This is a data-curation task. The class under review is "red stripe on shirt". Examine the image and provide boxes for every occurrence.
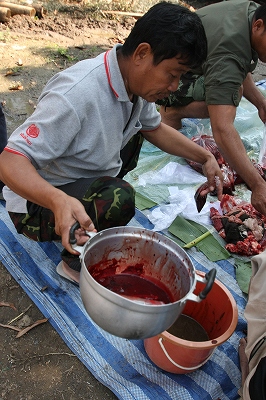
[4,147,30,160]
[104,50,119,99]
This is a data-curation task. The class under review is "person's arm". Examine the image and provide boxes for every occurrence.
[243,72,266,123]
[0,151,95,253]
[142,123,224,198]
[208,103,266,215]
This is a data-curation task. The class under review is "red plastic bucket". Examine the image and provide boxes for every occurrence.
[144,271,238,374]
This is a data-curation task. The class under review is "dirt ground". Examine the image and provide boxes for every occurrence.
[1,1,266,399]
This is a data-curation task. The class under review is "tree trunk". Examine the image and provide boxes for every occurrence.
[0,2,35,16]
[0,6,10,21]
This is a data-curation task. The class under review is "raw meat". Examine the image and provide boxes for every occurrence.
[210,194,266,256]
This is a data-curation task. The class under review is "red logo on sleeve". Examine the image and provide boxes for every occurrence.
[26,124,40,138]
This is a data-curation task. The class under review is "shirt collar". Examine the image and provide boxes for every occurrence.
[104,44,131,102]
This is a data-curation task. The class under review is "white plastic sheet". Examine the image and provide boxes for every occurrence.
[138,162,206,187]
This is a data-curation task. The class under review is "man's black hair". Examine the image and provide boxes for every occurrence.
[254,3,266,25]
[121,1,207,70]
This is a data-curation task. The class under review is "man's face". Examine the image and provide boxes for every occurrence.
[252,19,266,63]
[129,46,190,102]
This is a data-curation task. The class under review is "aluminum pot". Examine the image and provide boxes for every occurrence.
[71,224,216,340]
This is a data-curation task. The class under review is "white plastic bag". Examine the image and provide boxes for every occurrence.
[146,187,216,231]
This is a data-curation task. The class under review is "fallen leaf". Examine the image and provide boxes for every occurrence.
[9,84,24,91]
[16,318,48,338]
[0,322,21,332]
[0,301,17,310]
[5,70,20,76]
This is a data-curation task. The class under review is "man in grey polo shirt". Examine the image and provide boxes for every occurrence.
[158,0,266,219]
[0,2,223,283]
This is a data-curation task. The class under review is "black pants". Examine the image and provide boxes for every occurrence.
[249,356,266,399]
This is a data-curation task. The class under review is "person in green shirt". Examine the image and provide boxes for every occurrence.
[158,0,266,217]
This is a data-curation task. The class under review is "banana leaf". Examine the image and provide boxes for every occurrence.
[168,216,231,262]
[135,192,158,210]
[235,259,252,294]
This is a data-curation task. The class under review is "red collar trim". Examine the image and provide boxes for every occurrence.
[104,50,119,99]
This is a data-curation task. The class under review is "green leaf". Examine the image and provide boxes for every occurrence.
[235,260,252,294]
[168,216,231,262]
[135,192,158,210]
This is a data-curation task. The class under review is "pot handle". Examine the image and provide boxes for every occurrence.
[69,221,97,255]
[198,268,216,300]
[187,268,216,303]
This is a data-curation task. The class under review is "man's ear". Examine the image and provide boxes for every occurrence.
[252,18,265,33]
[133,43,152,65]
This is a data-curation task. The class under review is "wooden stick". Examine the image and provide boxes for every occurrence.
[101,10,143,19]
[0,6,11,22]
[0,1,36,16]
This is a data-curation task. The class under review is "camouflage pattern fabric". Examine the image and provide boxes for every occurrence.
[9,176,135,242]
[156,72,205,108]
[8,132,143,269]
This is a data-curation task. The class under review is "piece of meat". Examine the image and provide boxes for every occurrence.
[210,195,266,256]
[187,134,266,197]
[186,135,235,195]
[225,233,262,256]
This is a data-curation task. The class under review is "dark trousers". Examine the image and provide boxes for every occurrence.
[249,356,266,399]
[8,132,144,268]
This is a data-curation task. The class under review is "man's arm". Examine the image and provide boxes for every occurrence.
[208,103,266,215]
[142,123,224,198]
[0,151,95,252]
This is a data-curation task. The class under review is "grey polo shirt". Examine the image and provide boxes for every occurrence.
[4,44,160,212]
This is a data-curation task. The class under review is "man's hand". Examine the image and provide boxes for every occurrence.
[201,154,223,199]
[257,99,266,124]
[250,183,266,216]
[51,193,96,254]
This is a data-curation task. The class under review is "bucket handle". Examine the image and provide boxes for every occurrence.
[158,337,213,371]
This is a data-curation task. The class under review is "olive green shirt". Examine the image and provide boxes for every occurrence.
[167,0,259,108]
[195,0,259,106]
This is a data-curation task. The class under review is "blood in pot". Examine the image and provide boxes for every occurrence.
[88,259,176,304]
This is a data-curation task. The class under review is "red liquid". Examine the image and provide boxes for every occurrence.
[88,260,174,304]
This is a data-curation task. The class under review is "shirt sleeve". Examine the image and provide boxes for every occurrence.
[139,101,161,132]
[6,91,81,170]
[203,54,248,106]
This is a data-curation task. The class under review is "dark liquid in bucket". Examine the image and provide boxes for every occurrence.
[167,314,209,342]
[89,261,175,304]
